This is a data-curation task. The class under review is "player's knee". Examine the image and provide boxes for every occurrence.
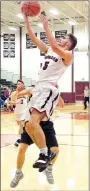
[18,127,23,135]
[50,146,59,155]
[30,120,38,127]
[25,122,30,131]
[19,121,24,128]
[29,116,40,129]
[29,110,45,128]
[18,144,28,155]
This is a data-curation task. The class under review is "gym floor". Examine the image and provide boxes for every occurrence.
[1,104,89,190]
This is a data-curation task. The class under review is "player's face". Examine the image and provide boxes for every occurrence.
[58,35,71,47]
[17,82,24,91]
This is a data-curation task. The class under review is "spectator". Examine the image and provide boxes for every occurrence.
[4,97,15,112]
[84,86,89,109]
[0,97,4,108]
[3,87,9,101]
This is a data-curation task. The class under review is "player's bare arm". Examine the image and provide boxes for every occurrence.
[9,91,20,105]
[17,88,32,97]
[39,13,72,65]
[23,14,49,54]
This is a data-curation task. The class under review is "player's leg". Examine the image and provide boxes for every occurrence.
[87,97,89,107]
[26,109,56,169]
[25,85,48,152]
[26,109,46,148]
[10,129,33,188]
[50,147,59,165]
[84,97,87,109]
[86,97,89,108]
[14,113,25,147]
[14,120,23,146]
[39,120,59,184]
[25,86,59,169]
[14,121,21,147]
[25,120,42,147]
[40,120,59,166]
[25,107,44,147]
[18,121,24,135]
[44,146,59,184]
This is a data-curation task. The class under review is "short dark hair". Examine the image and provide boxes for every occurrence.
[17,79,24,84]
[67,33,77,50]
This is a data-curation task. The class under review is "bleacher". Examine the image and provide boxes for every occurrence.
[0,70,36,110]
[0,69,36,91]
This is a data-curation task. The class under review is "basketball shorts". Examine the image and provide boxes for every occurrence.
[21,120,58,148]
[26,83,59,119]
[15,112,26,122]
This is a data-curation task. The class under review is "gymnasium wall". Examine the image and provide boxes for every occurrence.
[74,52,89,81]
[1,27,20,75]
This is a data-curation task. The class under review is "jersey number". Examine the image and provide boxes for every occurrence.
[21,99,23,104]
[43,61,49,70]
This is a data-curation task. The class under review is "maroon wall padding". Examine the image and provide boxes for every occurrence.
[60,92,75,103]
[75,81,89,101]
[60,81,89,103]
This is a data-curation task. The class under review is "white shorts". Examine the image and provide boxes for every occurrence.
[25,83,59,120]
[15,113,26,122]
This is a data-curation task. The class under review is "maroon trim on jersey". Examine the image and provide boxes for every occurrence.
[41,90,52,109]
[50,93,59,116]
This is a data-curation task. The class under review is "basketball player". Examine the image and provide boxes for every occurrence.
[84,86,89,109]
[10,120,59,187]
[10,88,64,187]
[23,11,77,169]
[9,80,27,146]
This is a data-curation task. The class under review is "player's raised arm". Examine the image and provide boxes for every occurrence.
[39,13,77,65]
[39,13,71,63]
[23,14,48,54]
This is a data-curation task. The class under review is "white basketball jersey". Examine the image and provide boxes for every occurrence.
[38,48,71,84]
[15,96,27,114]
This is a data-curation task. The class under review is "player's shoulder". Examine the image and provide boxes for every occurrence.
[11,90,17,96]
[10,91,18,100]
[63,50,73,66]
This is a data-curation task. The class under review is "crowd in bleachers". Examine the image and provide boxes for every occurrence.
[0,87,14,111]
[0,78,17,111]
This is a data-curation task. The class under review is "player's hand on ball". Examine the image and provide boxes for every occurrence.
[39,11,48,26]
[22,12,28,20]
[23,13,30,25]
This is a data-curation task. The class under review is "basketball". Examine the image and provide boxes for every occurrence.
[21,1,41,17]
